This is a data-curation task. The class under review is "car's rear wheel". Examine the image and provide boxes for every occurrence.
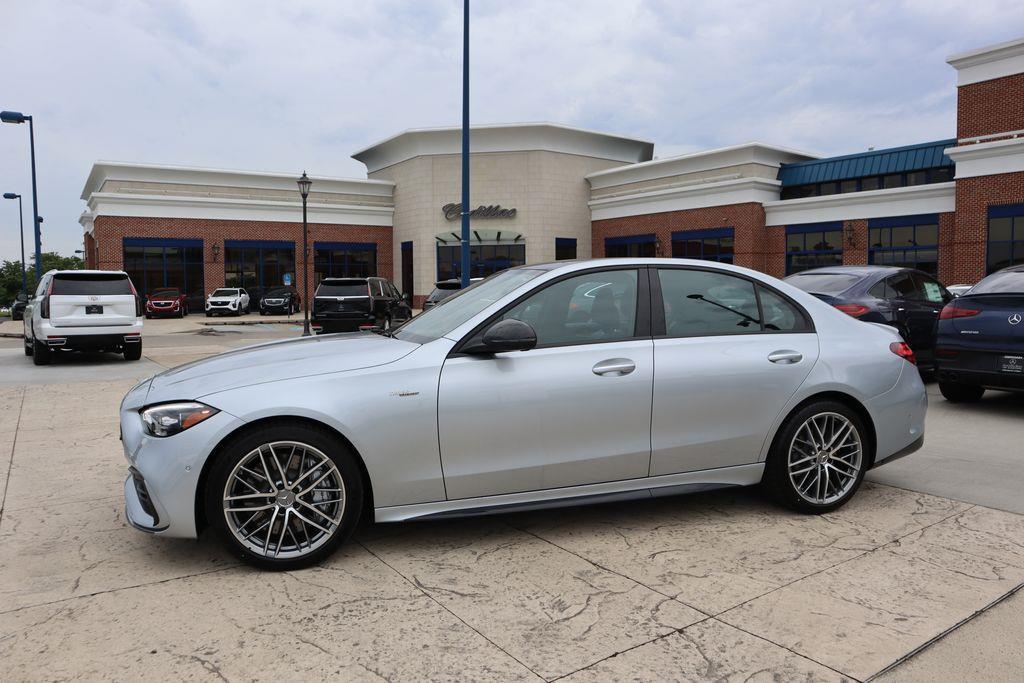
[24,337,33,356]
[32,339,51,366]
[124,343,142,361]
[763,401,867,513]
[938,381,985,403]
[205,424,363,570]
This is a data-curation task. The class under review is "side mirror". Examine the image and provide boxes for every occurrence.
[463,319,538,355]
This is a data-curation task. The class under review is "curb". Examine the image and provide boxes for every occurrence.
[0,332,23,339]
[200,319,303,326]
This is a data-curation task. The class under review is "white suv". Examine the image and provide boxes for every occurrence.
[205,287,250,317]
[23,270,144,366]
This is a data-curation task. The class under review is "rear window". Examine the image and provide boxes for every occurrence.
[317,280,368,297]
[427,288,458,303]
[970,271,1024,295]
[785,273,861,296]
[51,273,133,296]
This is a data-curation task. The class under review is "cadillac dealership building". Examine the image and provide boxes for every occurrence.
[82,37,1024,307]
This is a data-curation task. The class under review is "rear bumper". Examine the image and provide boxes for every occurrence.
[935,348,1024,390]
[865,362,928,467]
[935,365,1024,391]
[33,319,144,348]
[312,311,375,332]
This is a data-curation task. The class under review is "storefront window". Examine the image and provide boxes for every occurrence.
[123,238,205,308]
[868,217,939,275]
[436,243,526,280]
[671,228,734,263]
[987,204,1024,273]
[785,223,843,274]
[314,242,377,283]
[224,241,296,302]
[605,234,656,258]
[555,237,577,260]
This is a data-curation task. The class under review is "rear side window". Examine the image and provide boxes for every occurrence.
[970,271,1024,294]
[318,280,368,297]
[758,286,810,332]
[659,269,760,337]
[51,273,133,296]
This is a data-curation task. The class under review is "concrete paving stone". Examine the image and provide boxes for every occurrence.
[718,543,1024,680]
[0,545,538,681]
[361,518,702,680]
[15,419,119,447]
[564,618,849,682]
[0,497,234,612]
[514,483,968,615]
[4,441,124,510]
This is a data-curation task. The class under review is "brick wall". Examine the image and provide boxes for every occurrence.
[957,73,1024,140]
[91,215,393,296]
[937,212,958,284]
[952,171,1024,283]
[764,227,786,278]
[842,220,869,265]
[591,203,768,269]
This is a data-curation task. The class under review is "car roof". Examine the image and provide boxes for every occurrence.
[786,265,907,277]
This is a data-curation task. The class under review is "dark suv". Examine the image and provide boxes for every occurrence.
[312,277,412,333]
[259,287,301,315]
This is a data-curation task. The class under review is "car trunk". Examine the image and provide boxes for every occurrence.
[950,294,1024,346]
[48,273,138,328]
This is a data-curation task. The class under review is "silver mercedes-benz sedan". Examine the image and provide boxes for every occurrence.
[121,258,926,569]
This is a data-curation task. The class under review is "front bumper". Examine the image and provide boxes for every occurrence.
[146,304,182,317]
[120,391,244,538]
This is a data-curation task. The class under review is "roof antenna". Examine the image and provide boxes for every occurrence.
[868,146,875,151]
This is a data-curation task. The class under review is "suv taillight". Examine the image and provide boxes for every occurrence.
[128,279,143,317]
[890,341,916,365]
[40,278,54,319]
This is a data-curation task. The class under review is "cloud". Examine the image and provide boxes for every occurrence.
[0,0,1020,260]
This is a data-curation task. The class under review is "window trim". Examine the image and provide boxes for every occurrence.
[450,265,652,356]
[651,265,814,339]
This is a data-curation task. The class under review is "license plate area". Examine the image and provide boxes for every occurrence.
[86,305,104,314]
[1000,355,1023,373]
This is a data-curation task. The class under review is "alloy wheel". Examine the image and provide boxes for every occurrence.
[222,441,346,559]
[787,412,862,505]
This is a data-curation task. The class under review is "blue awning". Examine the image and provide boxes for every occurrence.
[779,139,955,186]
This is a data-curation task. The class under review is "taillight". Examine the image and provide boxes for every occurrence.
[938,304,980,319]
[890,341,917,365]
[40,278,54,319]
[834,304,870,318]
[128,279,143,317]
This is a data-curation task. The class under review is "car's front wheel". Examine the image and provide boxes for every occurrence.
[938,381,985,403]
[763,401,867,513]
[205,424,364,570]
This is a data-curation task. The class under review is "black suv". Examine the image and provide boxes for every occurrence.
[259,287,301,315]
[312,277,412,333]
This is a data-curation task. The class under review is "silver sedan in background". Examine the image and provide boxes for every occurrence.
[121,258,926,569]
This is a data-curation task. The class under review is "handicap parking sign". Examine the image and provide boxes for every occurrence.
[283,273,292,286]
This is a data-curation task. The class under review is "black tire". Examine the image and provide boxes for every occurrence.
[24,337,33,356]
[762,400,868,514]
[205,423,364,570]
[124,343,142,361]
[32,339,51,366]
[939,381,985,403]
[206,311,212,318]
[145,313,152,319]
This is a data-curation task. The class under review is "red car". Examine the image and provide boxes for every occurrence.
[145,287,189,318]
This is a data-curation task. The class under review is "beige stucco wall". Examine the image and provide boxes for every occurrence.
[371,150,624,299]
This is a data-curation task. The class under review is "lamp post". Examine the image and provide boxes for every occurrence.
[2,192,27,295]
[459,0,471,288]
[1,111,42,280]
[297,172,312,337]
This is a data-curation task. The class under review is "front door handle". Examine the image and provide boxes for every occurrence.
[768,350,803,365]
[593,358,635,376]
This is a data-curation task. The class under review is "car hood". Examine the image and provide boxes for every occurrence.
[145,332,419,403]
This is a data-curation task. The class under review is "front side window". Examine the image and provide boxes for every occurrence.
[913,273,948,303]
[884,273,917,299]
[501,270,638,347]
[659,269,760,337]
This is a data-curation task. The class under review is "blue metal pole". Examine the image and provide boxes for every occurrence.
[459,0,470,288]
[17,195,26,294]
[27,116,42,280]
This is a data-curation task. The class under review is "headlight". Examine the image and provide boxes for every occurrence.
[141,402,219,437]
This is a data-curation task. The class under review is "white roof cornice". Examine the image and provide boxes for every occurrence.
[351,122,654,173]
[947,36,1024,86]
[763,182,955,226]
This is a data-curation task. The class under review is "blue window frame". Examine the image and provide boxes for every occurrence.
[122,237,205,308]
[671,227,734,263]
[868,215,939,275]
[987,204,1024,273]
[605,234,656,258]
[785,223,843,274]
[314,241,377,282]
[223,240,296,301]
[555,237,577,260]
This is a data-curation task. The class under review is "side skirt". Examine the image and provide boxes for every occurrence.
[374,463,765,523]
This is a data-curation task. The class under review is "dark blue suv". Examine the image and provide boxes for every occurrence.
[785,266,952,367]
[934,264,1024,402]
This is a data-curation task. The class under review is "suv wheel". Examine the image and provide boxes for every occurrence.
[32,339,51,366]
[763,401,867,513]
[24,337,33,356]
[124,343,143,361]
[205,424,364,570]
[939,381,985,403]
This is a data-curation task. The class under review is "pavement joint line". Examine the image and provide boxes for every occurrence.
[0,565,240,617]
[353,539,545,681]
[864,581,1024,682]
[0,386,27,527]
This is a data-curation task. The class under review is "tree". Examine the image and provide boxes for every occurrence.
[0,252,83,304]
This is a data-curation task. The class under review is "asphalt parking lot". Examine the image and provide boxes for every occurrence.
[0,317,1021,681]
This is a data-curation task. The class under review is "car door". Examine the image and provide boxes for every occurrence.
[885,271,934,353]
[437,267,654,499]
[650,267,819,475]
[909,272,950,360]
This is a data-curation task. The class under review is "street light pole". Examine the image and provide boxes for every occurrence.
[459,0,471,289]
[2,193,26,295]
[297,172,313,337]
[1,111,42,280]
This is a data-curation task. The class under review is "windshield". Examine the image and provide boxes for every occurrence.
[317,281,369,297]
[211,289,238,297]
[785,272,861,296]
[394,269,544,344]
[970,271,1024,295]
[264,288,291,297]
[151,288,180,297]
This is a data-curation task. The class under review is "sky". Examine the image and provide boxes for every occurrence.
[1,0,1022,261]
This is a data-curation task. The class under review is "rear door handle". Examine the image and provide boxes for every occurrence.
[768,350,803,365]
[593,358,636,376]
